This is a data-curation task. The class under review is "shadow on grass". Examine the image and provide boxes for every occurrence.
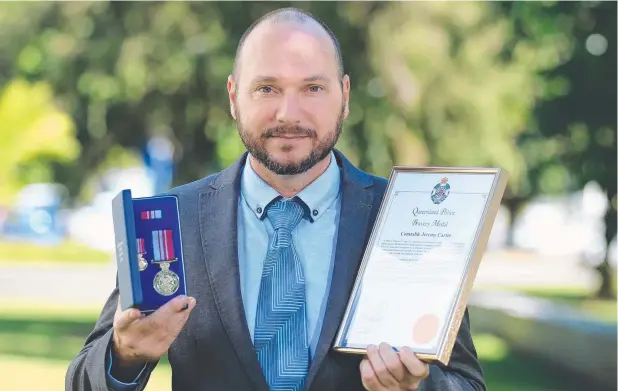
[482,353,582,391]
[0,317,92,361]
[474,333,614,391]
[0,315,602,391]
[0,315,169,366]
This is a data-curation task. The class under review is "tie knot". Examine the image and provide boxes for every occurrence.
[266,199,304,232]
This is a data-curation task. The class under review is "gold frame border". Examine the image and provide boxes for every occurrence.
[332,166,509,365]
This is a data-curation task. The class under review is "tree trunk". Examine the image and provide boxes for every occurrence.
[503,196,524,248]
[595,191,616,299]
[595,260,614,299]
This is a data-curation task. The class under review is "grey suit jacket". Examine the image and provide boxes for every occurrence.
[66,150,486,391]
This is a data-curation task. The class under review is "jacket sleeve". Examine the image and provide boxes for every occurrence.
[105,343,149,391]
[65,285,159,391]
[417,308,487,391]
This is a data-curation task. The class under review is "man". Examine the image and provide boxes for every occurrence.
[66,7,486,391]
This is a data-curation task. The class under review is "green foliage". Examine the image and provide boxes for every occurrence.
[0,79,80,204]
[510,2,616,197]
[507,1,616,297]
[0,2,383,197]
[366,2,574,199]
[0,2,614,292]
[0,2,586,195]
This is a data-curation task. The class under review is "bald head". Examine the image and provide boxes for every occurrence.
[226,7,351,177]
[232,8,344,83]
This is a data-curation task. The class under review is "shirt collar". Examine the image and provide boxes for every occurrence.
[240,151,340,222]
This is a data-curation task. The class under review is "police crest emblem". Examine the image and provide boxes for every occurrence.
[430,177,451,204]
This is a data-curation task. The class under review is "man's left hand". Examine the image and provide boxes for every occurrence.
[360,343,430,391]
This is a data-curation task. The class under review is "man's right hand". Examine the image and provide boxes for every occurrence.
[111,295,197,368]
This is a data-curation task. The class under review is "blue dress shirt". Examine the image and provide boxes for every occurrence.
[238,152,341,357]
[106,152,341,390]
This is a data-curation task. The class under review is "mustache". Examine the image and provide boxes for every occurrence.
[263,126,316,138]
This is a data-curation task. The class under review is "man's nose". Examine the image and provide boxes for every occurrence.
[275,94,302,123]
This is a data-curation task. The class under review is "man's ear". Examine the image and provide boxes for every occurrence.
[227,75,237,120]
[342,74,351,119]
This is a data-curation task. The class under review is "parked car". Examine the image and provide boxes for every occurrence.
[0,183,69,244]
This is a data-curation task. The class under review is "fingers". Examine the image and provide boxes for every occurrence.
[399,347,430,382]
[378,343,407,382]
[361,344,430,391]
[147,295,196,336]
[366,344,398,389]
[160,295,196,315]
[114,295,197,348]
[114,301,142,330]
[360,358,385,391]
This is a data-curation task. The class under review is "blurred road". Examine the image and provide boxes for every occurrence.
[0,261,117,306]
[0,250,599,306]
[474,250,599,290]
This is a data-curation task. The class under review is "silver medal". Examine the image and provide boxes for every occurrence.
[153,262,180,296]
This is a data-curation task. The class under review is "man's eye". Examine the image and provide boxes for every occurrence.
[258,86,273,93]
[308,85,323,92]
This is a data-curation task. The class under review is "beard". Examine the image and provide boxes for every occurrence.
[235,104,345,175]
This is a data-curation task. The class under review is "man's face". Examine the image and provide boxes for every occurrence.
[228,22,350,175]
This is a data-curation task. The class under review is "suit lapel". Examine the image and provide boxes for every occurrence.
[305,151,375,389]
[198,153,270,391]
[197,150,375,391]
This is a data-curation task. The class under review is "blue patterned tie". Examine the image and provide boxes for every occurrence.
[254,199,309,391]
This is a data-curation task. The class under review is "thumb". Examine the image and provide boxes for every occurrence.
[157,295,195,316]
[146,295,196,334]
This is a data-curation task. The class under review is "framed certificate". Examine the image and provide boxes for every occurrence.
[333,166,508,365]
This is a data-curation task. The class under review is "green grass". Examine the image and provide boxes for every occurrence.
[0,355,172,391]
[475,333,588,391]
[0,305,590,391]
[0,240,110,264]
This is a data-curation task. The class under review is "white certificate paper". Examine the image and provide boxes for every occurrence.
[334,168,507,363]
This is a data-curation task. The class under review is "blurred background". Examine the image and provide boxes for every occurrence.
[0,1,615,390]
